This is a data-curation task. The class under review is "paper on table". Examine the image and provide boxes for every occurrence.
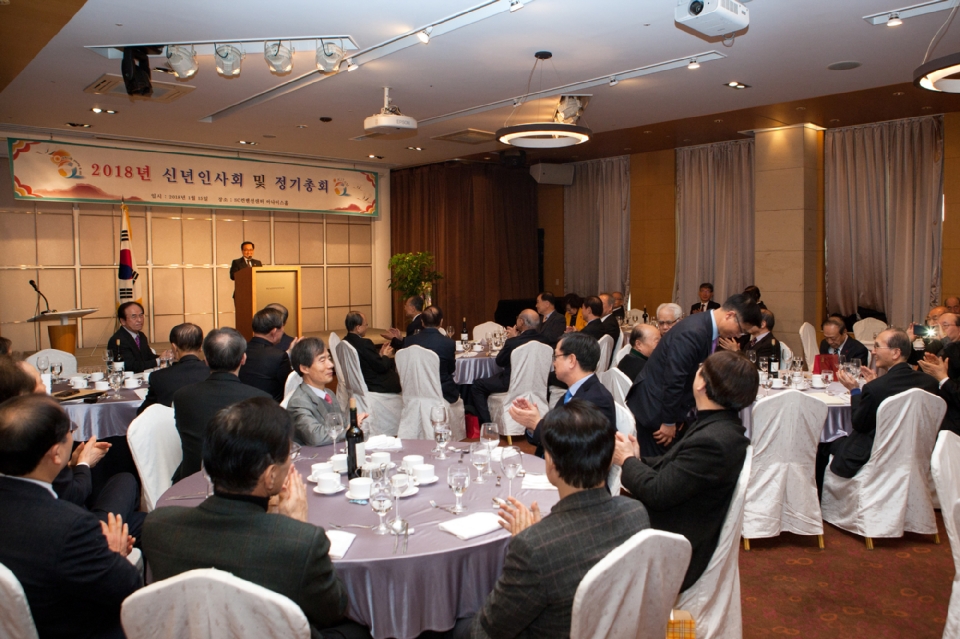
[325,530,356,559]
[439,512,504,540]
[134,388,149,400]
[521,474,557,490]
[806,392,850,406]
[365,435,403,451]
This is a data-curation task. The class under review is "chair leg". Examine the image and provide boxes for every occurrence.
[506,435,512,446]
[743,538,750,551]
[817,534,824,550]
[936,533,942,545]
[865,537,874,550]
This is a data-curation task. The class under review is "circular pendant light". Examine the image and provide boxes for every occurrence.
[914,52,960,92]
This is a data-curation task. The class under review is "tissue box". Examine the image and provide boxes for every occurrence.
[666,610,695,638]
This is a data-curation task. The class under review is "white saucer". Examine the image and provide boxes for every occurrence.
[411,475,439,486]
[398,485,419,498]
[345,491,371,500]
[313,484,346,495]
[811,384,826,390]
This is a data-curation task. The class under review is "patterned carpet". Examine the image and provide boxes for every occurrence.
[740,516,954,638]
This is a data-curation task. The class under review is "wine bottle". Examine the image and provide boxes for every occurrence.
[642,306,649,324]
[114,338,122,369]
[769,356,779,378]
[460,317,468,342]
[346,398,364,480]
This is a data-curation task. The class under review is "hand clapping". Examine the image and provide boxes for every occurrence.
[498,497,541,536]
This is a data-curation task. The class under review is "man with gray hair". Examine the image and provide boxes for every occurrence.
[265,302,295,351]
[656,303,683,337]
[239,307,294,402]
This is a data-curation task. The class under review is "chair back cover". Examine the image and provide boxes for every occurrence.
[743,390,827,539]
[614,401,637,437]
[676,446,753,639]
[334,340,402,437]
[799,322,818,371]
[0,561,39,639]
[395,346,466,441]
[853,317,887,343]
[280,371,302,409]
[487,341,553,436]
[612,345,631,366]
[779,342,793,370]
[931,431,960,639]
[472,322,502,341]
[570,530,692,639]
[599,367,632,408]
[613,329,624,358]
[327,333,348,411]
[26,348,78,377]
[596,335,614,374]
[121,568,310,639]
[127,404,181,512]
[822,388,946,538]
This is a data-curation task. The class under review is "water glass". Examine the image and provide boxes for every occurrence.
[290,442,301,462]
[470,443,490,484]
[499,446,523,499]
[747,351,757,365]
[430,404,449,459]
[390,473,409,528]
[36,356,49,376]
[481,423,499,475]
[370,484,393,535]
[108,371,124,398]
[759,357,768,373]
[822,370,834,385]
[326,413,345,455]
[51,362,62,383]
[447,465,470,514]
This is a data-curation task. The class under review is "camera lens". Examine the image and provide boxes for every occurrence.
[690,0,704,15]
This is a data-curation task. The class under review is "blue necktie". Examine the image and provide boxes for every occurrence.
[563,390,573,404]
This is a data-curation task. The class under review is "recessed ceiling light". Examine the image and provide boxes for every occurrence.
[643,130,652,134]
[297,124,308,128]
[796,106,806,111]
[484,156,491,160]
[827,61,862,71]
[893,91,905,96]
[887,13,903,26]
[368,154,383,159]
[91,107,102,113]
[105,110,117,114]
[66,122,91,128]
[406,146,423,151]
[319,116,333,123]
[624,147,632,151]
[238,140,257,145]
[714,119,723,123]
[830,118,840,123]
[263,134,276,139]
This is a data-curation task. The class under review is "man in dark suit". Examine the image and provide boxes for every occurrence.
[819,317,870,364]
[599,293,622,346]
[172,328,270,480]
[137,323,210,414]
[510,333,617,458]
[109,301,161,373]
[343,311,401,394]
[611,291,626,321]
[456,400,649,639]
[382,295,424,350]
[618,323,660,382]
[919,339,960,436]
[626,294,761,457]
[536,291,566,347]
[826,329,940,481]
[266,302,296,351]
[404,306,459,403]
[718,308,780,367]
[0,394,141,639]
[614,351,754,591]
[579,296,605,340]
[239,307,293,402]
[228,240,262,281]
[143,398,368,639]
[471,309,545,424]
[690,282,721,314]
[656,302,684,337]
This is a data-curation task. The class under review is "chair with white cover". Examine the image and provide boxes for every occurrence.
[437,327,447,337]
[742,391,828,550]
[326,333,349,412]
[0,561,38,639]
[472,322,502,341]
[822,388,946,549]
[613,329,624,359]
[280,371,302,409]
[335,341,402,436]
[779,342,793,371]
[612,344,631,366]
[26,348,77,377]
[395,346,466,441]
[853,317,887,343]
[625,309,644,324]
[932,430,960,639]
[799,322,818,372]
[599,367,632,408]
[596,335,614,374]
[126,404,181,512]
[487,342,553,439]
[570,530,692,639]
[675,446,753,639]
[614,401,636,437]
[121,568,310,639]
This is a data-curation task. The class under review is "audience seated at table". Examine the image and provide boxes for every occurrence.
[920,335,960,436]
[137,323,210,415]
[470,309,546,425]
[535,291,566,347]
[598,293,621,346]
[718,308,780,367]
[265,302,296,352]
[402,305,458,403]
[172,327,270,481]
[142,397,370,639]
[0,394,141,639]
[655,302,683,337]
[819,317,870,364]
[578,296,605,340]
[239,307,294,402]
[611,291,626,321]
[343,311,402,395]
[110,301,161,373]
[691,282,720,314]
[743,285,768,311]
[614,350,755,591]
[454,400,650,639]
[617,322,660,382]
[563,293,586,330]
[382,295,424,351]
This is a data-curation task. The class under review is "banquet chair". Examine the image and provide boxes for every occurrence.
[335,340,402,437]
[486,341,552,440]
[126,404,181,512]
[742,390,828,550]
[675,446,752,639]
[614,401,636,436]
[25,348,77,377]
[799,322,818,371]
[612,344,631,366]
[280,371,302,409]
[596,335,614,374]
[599,367,632,408]
[472,321,502,342]
[570,530,691,639]
[931,430,960,639]
[613,329,624,360]
[395,346,466,441]
[822,388,946,548]
[853,317,887,344]
[437,327,447,336]
[0,561,39,639]
[327,333,349,412]
[625,309,644,324]
[121,568,310,639]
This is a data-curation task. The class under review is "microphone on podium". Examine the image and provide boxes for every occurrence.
[28,279,54,314]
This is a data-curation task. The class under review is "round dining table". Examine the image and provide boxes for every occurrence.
[56,382,144,440]
[156,439,560,639]
[740,381,854,443]
[453,351,501,385]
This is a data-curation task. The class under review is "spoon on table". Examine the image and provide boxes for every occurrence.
[429,499,459,515]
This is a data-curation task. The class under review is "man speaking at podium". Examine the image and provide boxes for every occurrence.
[229,241,262,281]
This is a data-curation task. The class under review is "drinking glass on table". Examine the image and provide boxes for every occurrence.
[747,351,756,365]
[822,370,834,385]
[430,404,449,459]
[370,484,393,535]
[390,472,410,530]
[447,326,455,340]
[108,370,124,399]
[481,423,499,475]
[759,357,768,374]
[326,413,345,455]
[447,465,470,514]
[470,443,490,484]
[36,356,49,377]
[51,362,62,383]
[499,446,523,499]
[289,442,301,462]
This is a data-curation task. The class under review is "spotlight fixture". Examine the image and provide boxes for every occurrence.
[238,140,257,145]
[417,27,433,44]
[887,13,903,26]
[406,146,423,151]
[66,123,92,128]
[725,81,749,89]
[509,0,524,11]
[346,57,359,72]
[215,44,244,77]
[915,52,960,92]
[91,108,118,114]
[609,77,619,86]
[368,154,384,159]
[264,41,293,74]
[165,45,199,78]
[316,41,343,72]
[688,59,700,69]
[91,107,102,113]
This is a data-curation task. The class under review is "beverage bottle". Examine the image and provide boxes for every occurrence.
[346,398,364,480]
[460,317,469,342]
[642,306,649,324]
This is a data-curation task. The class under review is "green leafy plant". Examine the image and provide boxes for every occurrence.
[387,252,443,299]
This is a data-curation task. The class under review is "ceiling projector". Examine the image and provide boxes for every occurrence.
[364,87,417,135]
[675,0,749,37]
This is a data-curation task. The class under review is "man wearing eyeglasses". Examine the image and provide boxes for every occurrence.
[625,294,761,457]
[919,314,960,436]
[655,303,683,337]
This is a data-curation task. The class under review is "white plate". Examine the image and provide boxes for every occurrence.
[411,475,439,486]
[313,484,346,495]
[397,485,419,498]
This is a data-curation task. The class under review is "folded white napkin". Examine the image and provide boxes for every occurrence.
[806,392,851,406]
[439,512,503,540]
[134,388,149,400]
[489,447,504,462]
[325,530,356,559]
[521,474,557,490]
[365,435,403,451]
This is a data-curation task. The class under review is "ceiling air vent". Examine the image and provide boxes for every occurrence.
[431,128,496,144]
[83,73,196,103]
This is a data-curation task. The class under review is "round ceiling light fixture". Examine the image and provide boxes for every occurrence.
[915,52,960,92]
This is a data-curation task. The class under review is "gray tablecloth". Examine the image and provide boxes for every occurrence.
[59,385,143,440]
[156,439,559,639]
[454,353,501,385]
[740,383,853,443]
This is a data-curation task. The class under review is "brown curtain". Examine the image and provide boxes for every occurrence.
[390,162,539,330]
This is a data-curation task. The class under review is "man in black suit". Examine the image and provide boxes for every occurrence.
[228,240,262,281]
[239,307,293,402]
[614,351,754,591]
[510,333,617,458]
[599,293,622,346]
[0,394,141,639]
[919,338,960,436]
[626,294,761,457]
[611,291,626,321]
[266,302,296,351]
[172,328,271,480]
[718,308,780,367]
[579,296,605,340]
[536,291,566,347]
[471,309,545,424]
[137,323,210,414]
[343,311,401,394]
[143,398,368,639]
[109,301,161,373]
[382,295,424,350]
[690,282,721,314]
[456,400,649,639]
[656,302,684,337]
[404,306,459,403]
[819,317,870,364]
[825,329,940,481]
[618,323,660,382]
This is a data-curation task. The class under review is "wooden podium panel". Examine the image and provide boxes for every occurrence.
[234,266,302,341]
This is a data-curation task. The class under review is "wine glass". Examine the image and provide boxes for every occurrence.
[390,472,410,532]
[481,423,499,476]
[447,326,455,340]
[36,356,49,377]
[370,484,393,535]
[430,404,449,459]
[499,446,523,499]
[108,370,124,399]
[747,351,757,366]
[51,362,62,383]
[470,443,490,484]
[289,442,301,462]
[759,357,768,374]
[326,413,345,455]
[447,465,470,514]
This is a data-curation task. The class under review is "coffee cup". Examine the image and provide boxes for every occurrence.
[311,462,333,478]
[111,362,125,371]
[771,378,784,389]
[473,344,483,352]
[811,374,824,388]
[94,381,110,391]
[348,477,373,499]
[123,378,142,389]
[123,371,134,379]
[402,454,424,471]
[330,454,348,473]
[370,452,391,467]
[70,377,87,389]
[413,463,435,482]
[316,472,341,492]
[455,342,464,352]
[89,372,104,381]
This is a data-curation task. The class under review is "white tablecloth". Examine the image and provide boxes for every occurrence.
[59,385,143,440]
[740,382,853,443]
[454,353,501,385]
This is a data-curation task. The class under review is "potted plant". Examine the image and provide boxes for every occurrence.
[387,252,443,306]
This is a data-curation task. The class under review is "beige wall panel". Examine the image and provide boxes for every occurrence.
[153,314,184,346]
[38,269,76,316]
[242,210,270,222]
[0,269,38,323]
[299,222,325,264]
[302,267,325,308]
[150,206,182,216]
[327,307,350,332]
[302,307,326,334]
[36,214,74,266]
[300,213,323,224]
[1,322,39,352]
[80,317,116,349]
[151,217,183,265]
[79,215,114,265]
[0,212,37,266]
[217,268,235,311]
[326,224,350,264]
[349,225,372,264]
[274,222,300,265]
[216,218,243,265]
[274,211,300,222]
[327,267,350,307]
[755,210,806,253]
[353,305,373,326]
[348,215,371,225]
[182,218,213,265]
[755,167,805,212]
[349,267,372,306]
[243,221,271,262]
[218,311,236,329]
[80,268,117,319]
[183,269,214,315]
[184,313,216,336]
[152,269,184,315]
[755,128,804,172]
[755,251,805,293]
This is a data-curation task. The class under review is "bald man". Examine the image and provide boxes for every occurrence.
[617,323,660,382]
[471,310,547,424]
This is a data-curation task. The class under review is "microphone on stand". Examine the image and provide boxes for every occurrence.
[28,280,54,314]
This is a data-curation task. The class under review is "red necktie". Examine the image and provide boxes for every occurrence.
[323,393,333,405]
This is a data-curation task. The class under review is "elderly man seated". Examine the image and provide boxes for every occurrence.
[617,323,660,382]
[343,311,401,395]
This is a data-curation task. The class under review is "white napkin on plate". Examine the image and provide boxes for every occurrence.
[439,512,503,540]
[365,435,403,451]
[325,530,356,559]
[521,474,557,490]
[134,388,149,400]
